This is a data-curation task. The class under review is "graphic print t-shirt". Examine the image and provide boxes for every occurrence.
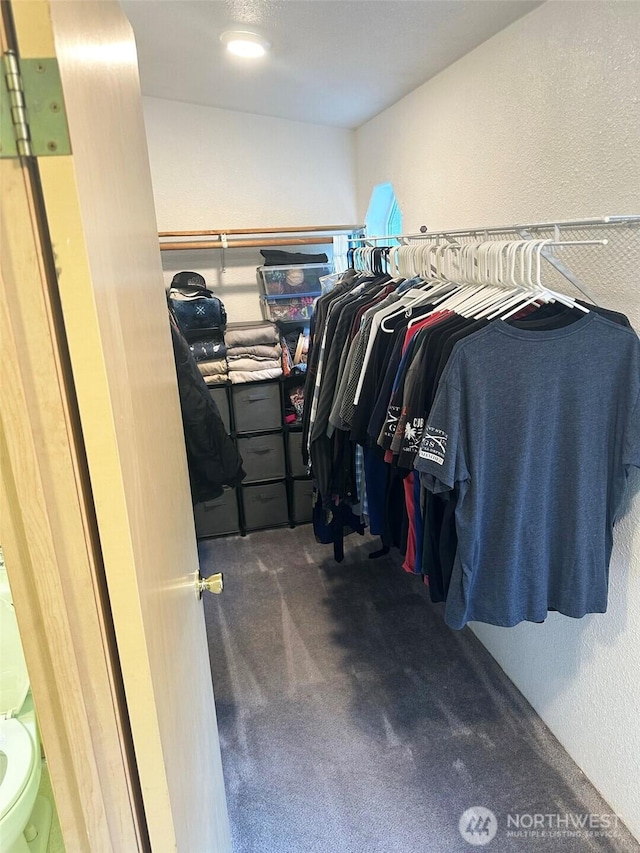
[414,314,640,630]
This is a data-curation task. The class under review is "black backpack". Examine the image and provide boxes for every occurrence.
[168,271,227,341]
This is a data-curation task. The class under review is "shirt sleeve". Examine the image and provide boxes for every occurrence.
[413,362,468,493]
[624,389,640,470]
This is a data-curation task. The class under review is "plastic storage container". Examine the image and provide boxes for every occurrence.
[260,294,316,322]
[258,263,333,296]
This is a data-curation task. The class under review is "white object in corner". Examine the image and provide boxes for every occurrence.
[0,560,52,853]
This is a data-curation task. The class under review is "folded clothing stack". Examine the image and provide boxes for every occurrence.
[226,322,283,384]
[188,337,227,386]
[197,353,229,386]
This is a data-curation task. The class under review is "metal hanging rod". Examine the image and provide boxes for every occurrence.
[350,235,608,247]
[349,234,407,244]
[352,238,608,248]
[349,215,640,306]
[412,214,640,239]
[353,214,640,245]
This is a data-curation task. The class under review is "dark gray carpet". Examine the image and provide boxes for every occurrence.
[200,527,639,853]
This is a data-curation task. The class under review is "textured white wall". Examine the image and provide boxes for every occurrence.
[356,2,639,231]
[356,0,640,839]
[142,96,357,320]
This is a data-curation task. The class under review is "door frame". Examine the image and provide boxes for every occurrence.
[0,128,147,853]
[0,4,146,851]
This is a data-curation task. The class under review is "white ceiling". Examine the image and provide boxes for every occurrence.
[122,0,542,129]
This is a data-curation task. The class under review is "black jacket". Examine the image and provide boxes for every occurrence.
[169,311,245,502]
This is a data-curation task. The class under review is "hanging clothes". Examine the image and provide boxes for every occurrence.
[169,310,246,503]
[302,245,639,630]
[302,267,392,558]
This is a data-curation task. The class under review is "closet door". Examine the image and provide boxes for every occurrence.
[6,2,231,852]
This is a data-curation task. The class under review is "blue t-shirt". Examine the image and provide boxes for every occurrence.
[414,313,640,629]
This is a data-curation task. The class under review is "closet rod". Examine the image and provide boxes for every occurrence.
[351,216,640,305]
[353,237,607,248]
[413,214,640,239]
[401,214,640,239]
[159,224,364,238]
[354,214,640,244]
[159,236,341,252]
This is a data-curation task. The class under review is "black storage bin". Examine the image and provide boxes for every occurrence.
[241,481,288,530]
[194,488,240,537]
[292,479,314,524]
[287,430,307,477]
[209,385,231,434]
[238,434,286,483]
[232,382,281,434]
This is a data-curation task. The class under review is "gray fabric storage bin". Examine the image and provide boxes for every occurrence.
[287,430,307,477]
[238,434,286,483]
[232,382,281,434]
[242,481,288,530]
[194,488,239,537]
[292,479,314,524]
[209,385,230,433]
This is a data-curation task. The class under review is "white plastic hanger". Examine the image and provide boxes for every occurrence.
[379,267,446,331]
[485,239,536,319]
[403,242,496,322]
[455,241,525,319]
[491,239,590,321]
[441,242,512,317]
[497,240,546,319]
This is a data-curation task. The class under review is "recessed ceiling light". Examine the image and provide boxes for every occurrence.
[220,31,270,59]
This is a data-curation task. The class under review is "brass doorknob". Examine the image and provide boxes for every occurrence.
[195,571,223,599]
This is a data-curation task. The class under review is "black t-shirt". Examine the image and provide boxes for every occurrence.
[351,312,406,446]
[354,306,435,447]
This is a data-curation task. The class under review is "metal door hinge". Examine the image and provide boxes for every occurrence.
[1,51,71,158]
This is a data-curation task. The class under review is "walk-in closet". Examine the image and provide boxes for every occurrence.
[1,1,639,852]
[136,1,640,848]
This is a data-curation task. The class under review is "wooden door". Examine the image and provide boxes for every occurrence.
[4,2,232,851]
